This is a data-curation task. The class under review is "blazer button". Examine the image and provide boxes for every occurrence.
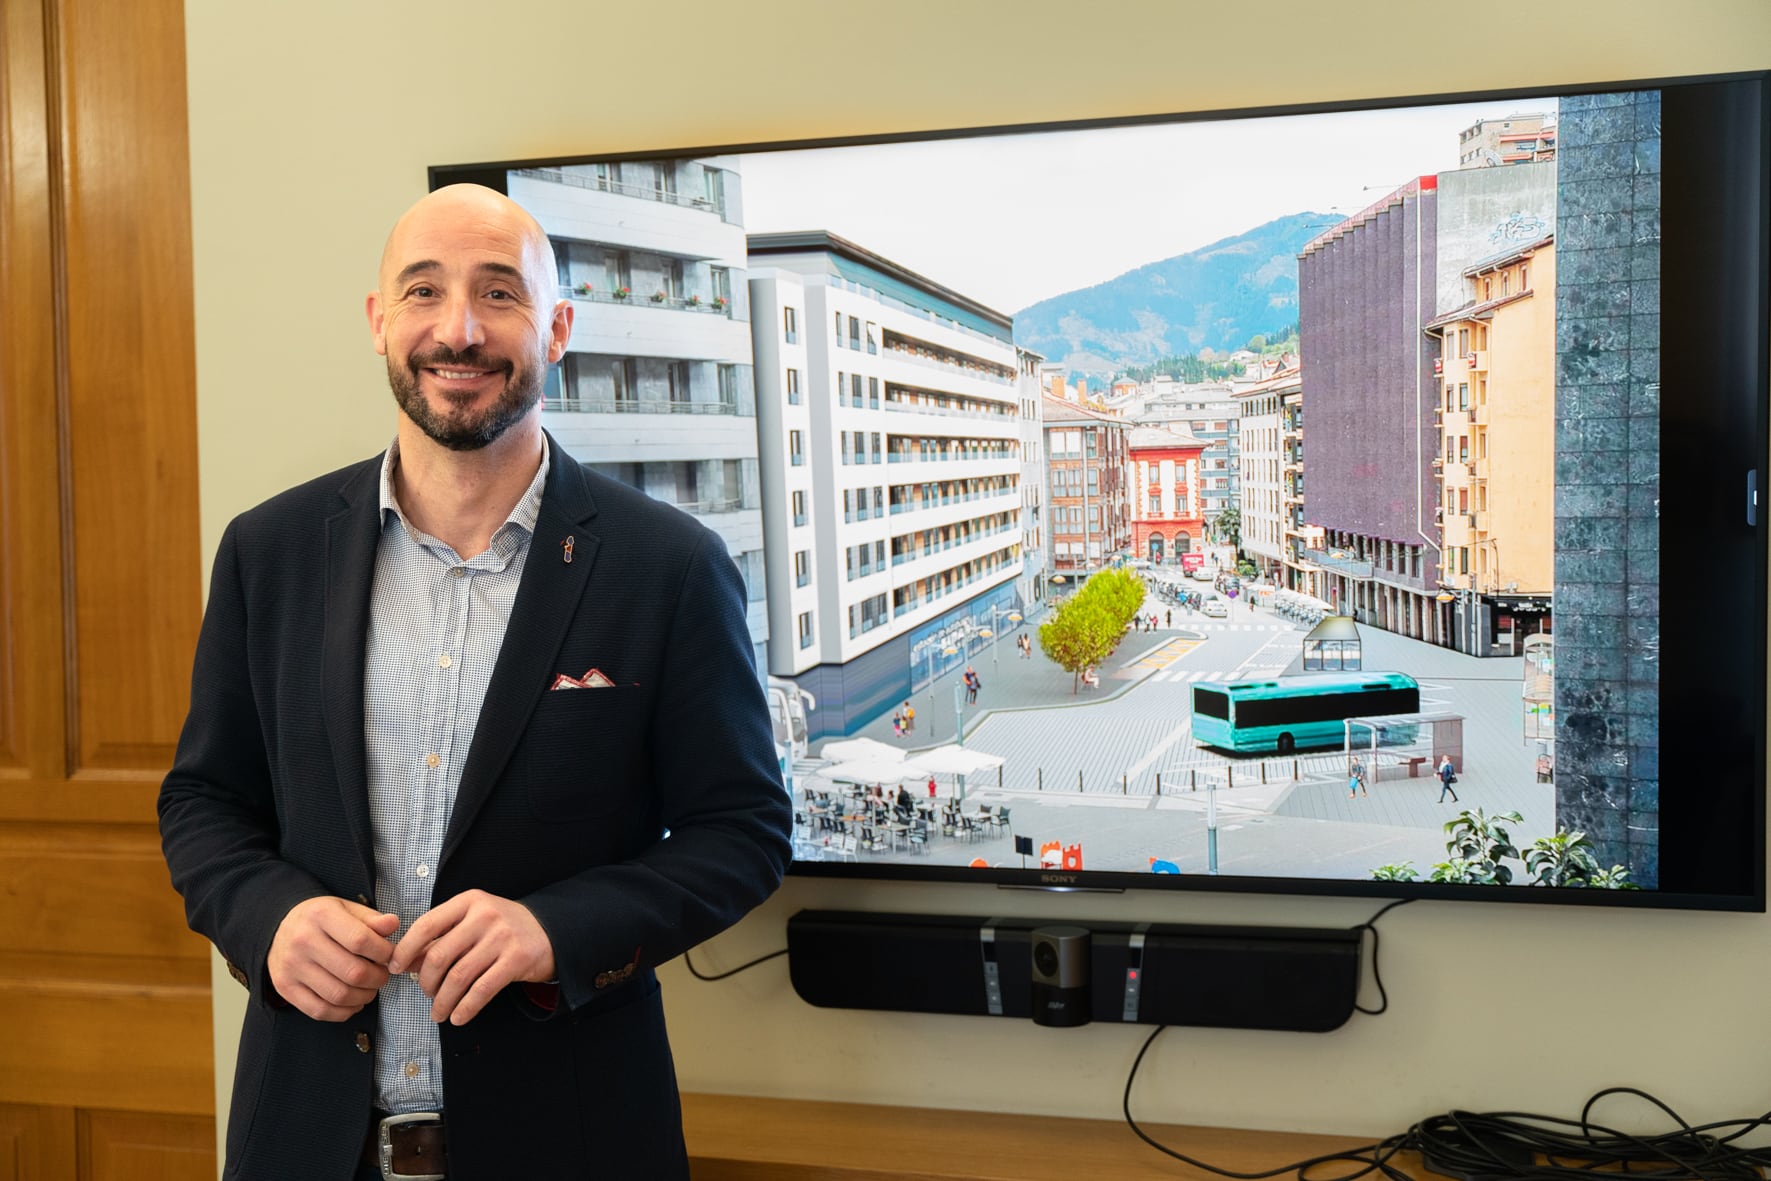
[355,1032,371,1053]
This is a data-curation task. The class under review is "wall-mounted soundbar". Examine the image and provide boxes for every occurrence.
[786,910,1364,1032]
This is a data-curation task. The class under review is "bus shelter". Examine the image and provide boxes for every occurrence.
[1302,615,1361,671]
[1343,713,1465,783]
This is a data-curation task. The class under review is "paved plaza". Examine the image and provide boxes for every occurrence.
[792,590,1559,885]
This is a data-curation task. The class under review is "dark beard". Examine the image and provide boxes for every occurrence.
[388,344,544,451]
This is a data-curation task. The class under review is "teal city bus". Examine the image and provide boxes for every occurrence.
[1191,672,1421,755]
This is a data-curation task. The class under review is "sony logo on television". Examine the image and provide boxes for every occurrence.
[1040,873,1079,885]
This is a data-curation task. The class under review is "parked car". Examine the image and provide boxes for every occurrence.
[1201,597,1230,618]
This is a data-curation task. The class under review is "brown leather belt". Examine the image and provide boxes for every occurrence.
[363,1112,447,1180]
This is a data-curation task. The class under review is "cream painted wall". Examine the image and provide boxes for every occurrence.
[186,0,1771,1155]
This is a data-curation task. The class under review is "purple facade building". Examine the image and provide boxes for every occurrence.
[1297,177,1447,643]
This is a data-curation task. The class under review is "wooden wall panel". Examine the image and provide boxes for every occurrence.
[0,956,210,1115]
[56,0,200,776]
[0,0,69,783]
[0,0,215,1173]
[0,1103,76,1181]
[80,1111,214,1181]
[0,823,207,959]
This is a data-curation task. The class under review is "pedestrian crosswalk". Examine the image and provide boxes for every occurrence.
[1137,638,1204,668]
[1183,622,1293,632]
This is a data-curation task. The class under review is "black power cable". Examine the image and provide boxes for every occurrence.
[1122,899,1771,1179]
[682,945,787,981]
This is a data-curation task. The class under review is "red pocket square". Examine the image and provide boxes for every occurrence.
[550,668,616,690]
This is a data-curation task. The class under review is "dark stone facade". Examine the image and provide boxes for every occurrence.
[1552,90,1660,885]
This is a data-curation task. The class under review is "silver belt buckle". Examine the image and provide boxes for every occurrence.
[379,1112,445,1181]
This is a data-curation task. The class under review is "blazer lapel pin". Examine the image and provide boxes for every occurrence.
[561,535,575,564]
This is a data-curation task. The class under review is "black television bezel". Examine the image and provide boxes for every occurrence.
[434,71,1770,912]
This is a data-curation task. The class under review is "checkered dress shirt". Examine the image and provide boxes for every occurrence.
[365,439,549,1113]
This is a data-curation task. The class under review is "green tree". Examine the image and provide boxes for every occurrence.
[1212,506,1241,549]
[1038,599,1120,694]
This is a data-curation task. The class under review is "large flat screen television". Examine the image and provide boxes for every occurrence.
[434,71,1768,911]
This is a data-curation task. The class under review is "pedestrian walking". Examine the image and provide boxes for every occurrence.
[1436,755,1459,803]
[903,701,915,734]
[1165,608,1172,628]
[1348,760,1367,799]
[964,666,980,704]
[892,711,904,738]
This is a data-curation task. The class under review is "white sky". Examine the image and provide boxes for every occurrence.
[737,97,1558,315]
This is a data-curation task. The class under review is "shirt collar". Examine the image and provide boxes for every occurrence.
[377,437,552,560]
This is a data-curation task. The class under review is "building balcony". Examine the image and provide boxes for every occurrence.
[1472,509,1490,533]
[1302,547,1374,579]
[544,396,741,416]
[1473,457,1491,480]
[1469,403,1489,426]
[564,297,753,363]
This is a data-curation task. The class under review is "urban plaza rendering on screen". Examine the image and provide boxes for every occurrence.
[508,88,1651,892]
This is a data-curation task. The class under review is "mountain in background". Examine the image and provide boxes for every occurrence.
[1011,212,1329,374]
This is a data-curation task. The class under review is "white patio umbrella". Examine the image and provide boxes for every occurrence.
[913,745,1005,776]
[819,756,930,785]
[913,744,1005,803]
[817,736,906,763]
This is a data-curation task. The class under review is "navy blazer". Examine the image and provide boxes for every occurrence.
[159,436,792,1180]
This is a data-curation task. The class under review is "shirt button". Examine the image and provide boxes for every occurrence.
[448,567,466,579]
[404,1061,420,1079]
[437,654,453,669]
[415,863,429,878]
[425,753,440,769]
[355,1033,371,1053]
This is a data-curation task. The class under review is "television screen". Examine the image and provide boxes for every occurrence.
[434,72,1768,909]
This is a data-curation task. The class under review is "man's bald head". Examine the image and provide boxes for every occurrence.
[378,184,557,300]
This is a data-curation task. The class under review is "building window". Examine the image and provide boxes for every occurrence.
[798,611,813,650]
[868,376,879,408]
[835,311,843,344]
[848,315,861,350]
[871,432,882,464]
[611,357,637,405]
[852,373,864,408]
[795,550,810,588]
[667,361,689,403]
[784,306,799,344]
[866,322,878,354]
[789,431,804,467]
[786,367,801,405]
[792,490,806,526]
[1458,383,1469,410]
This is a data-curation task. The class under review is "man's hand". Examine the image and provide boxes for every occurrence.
[389,890,555,1026]
[267,897,399,1021]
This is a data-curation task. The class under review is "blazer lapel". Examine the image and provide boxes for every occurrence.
[321,459,384,880]
[442,438,599,866]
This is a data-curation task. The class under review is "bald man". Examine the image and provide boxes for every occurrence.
[159,185,792,1181]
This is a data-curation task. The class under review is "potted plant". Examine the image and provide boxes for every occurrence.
[686,294,701,307]
[612,286,630,301]
[574,281,593,296]
[649,290,667,303]
[712,296,728,311]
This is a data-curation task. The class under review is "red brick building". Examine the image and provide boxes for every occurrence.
[1042,395,1130,574]
[1127,425,1208,566]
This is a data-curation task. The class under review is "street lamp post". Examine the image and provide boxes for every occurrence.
[953,680,965,747]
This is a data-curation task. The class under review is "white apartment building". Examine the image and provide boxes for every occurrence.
[747,232,1023,734]
[1140,380,1242,520]
[1016,347,1047,612]
[512,159,769,673]
[1233,364,1297,580]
